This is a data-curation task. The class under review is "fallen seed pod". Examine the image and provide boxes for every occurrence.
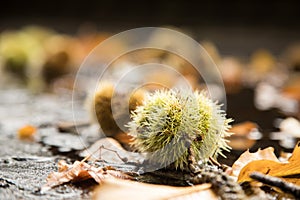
[128,89,233,170]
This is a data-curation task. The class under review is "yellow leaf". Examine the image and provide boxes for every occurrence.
[288,141,300,162]
[237,141,300,184]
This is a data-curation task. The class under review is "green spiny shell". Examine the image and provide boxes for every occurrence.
[128,89,232,170]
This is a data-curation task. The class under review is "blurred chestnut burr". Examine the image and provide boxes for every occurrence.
[0,25,115,93]
[0,26,51,88]
[89,81,145,138]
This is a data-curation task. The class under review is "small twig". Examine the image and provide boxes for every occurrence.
[81,145,128,164]
[250,172,300,198]
[98,145,128,163]
[209,157,230,172]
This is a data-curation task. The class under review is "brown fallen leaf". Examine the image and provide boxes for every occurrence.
[41,160,131,193]
[231,146,279,179]
[93,178,216,200]
[237,142,300,185]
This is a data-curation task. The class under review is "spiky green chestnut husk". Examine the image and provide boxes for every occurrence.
[92,82,145,136]
[128,89,233,170]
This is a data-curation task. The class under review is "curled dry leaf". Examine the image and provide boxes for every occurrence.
[93,178,216,200]
[237,142,300,185]
[231,146,279,179]
[41,160,132,193]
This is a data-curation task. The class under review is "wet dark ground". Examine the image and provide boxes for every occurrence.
[0,87,293,199]
[0,89,96,199]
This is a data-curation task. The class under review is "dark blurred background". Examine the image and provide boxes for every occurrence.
[1,0,300,56]
[1,0,300,28]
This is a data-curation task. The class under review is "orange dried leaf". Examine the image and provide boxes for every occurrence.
[288,142,300,162]
[237,142,300,185]
[238,160,281,182]
[281,177,300,186]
